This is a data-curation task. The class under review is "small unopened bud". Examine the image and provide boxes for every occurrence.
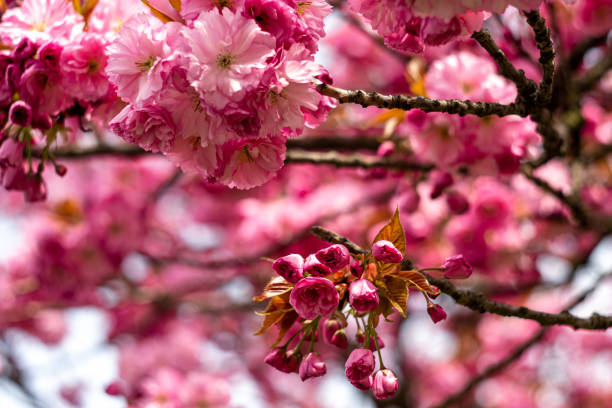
[24,174,47,202]
[345,349,375,382]
[427,303,447,324]
[304,254,332,277]
[349,279,379,314]
[350,260,364,278]
[372,369,399,399]
[265,347,302,373]
[299,352,327,381]
[315,244,350,271]
[355,329,366,344]
[330,329,348,349]
[54,164,67,177]
[9,101,32,127]
[377,141,395,157]
[273,254,304,283]
[446,190,469,215]
[12,38,37,60]
[429,170,453,199]
[442,255,472,279]
[372,240,403,263]
[350,375,373,390]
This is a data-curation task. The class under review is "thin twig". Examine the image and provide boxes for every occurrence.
[575,51,612,93]
[525,10,556,106]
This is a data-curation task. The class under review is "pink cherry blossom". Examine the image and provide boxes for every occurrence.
[289,276,339,319]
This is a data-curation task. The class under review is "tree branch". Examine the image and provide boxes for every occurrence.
[575,50,612,93]
[471,29,539,101]
[525,10,556,106]
[310,226,612,330]
[315,83,527,117]
[285,150,434,171]
[431,269,609,408]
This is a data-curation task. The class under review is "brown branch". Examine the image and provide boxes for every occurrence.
[316,83,527,117]
[430,328,546,408]
[431,270,609,408]
[285,150,434,171]
[471,29,538,102]
[310,226,612,330]
[566,35,608,71]
[525,10,556,106]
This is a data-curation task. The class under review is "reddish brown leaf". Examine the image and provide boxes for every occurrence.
[253,294,292,335]
[252,276,293,301]
[169,0,181,11]
[372,208,406,256]
[376,276,408,317]
[272,311,299,346]
[393,269,438,295]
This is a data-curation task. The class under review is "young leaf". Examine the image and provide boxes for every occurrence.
[253,294,292,335]
[376,276,408,317]
[271,311,299,346]
[393,269,438,296]
[252,276,293,302]
[372,208,406,256]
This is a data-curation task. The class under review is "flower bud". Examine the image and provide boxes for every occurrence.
[104,381,127,396]
[265,347,302,373]
[322,318,342,343]
[429,170,453,199]
[377,141,394,157]
[12,38,37,60]
[38,41,63,69]
[345,349,375,382]
[398,189,420,214]
[24,175,47,202]
[372,369,399,400]
[315,244,350,271]
[355,329,366,344]
[0,138,23,167]
[349,279,379,314]
[363,334,385,352]
[55,164,67,177]
[32,113,52,131]
[9,101,32,127]
[428,285,440,299]
[427,303,447,323]
[299,352,327,381]
[350,260,364,278]
[442,255,472,279]
[289,277,339,320]
[350,375,373,390]
[372,240,403,263]
[446,190,469,215]
[330,329,348,349]
[273,254,304,283]
[304,254,332,277]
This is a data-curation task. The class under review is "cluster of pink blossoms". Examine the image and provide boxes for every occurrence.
[347,0,543,53]
[257,213,472,399]
[107,0,335,189]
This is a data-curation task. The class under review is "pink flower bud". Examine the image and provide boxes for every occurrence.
[330,329,348,349]
[345,349,375,382]
[377,141,395,157]
[372,240,403,263]
[351,375,373,390]
[372,369,399,400]
[446,191,469,215]
[315,244,350,271]
[350,260,364,278]
[322,318,343,343]
[427,303,447,323]
[12,38,37,60]
[273,254,304,283]
[398,189,420,214]
[9,101,32,127]
[355,329,366,344]
[428,285,440,299]
[299,352,327,381]
[349,279,379,314]
[24,175,46,202]
[104,381,127,396]
[289,277,339,320]
[363,334,385,352]
[0,138,23,167]
[430,170,453,199]
[38,41,63,69]
[265,347,302,373]
[55,164,67,177]
[442,255,472,279]
[304,254,332,277]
